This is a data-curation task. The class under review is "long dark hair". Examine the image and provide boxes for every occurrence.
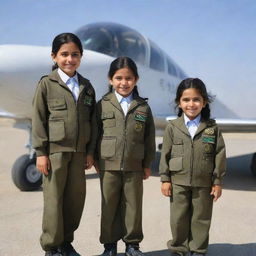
[107,56,140,97]
[51,33,83,70]
[175,78,213,120]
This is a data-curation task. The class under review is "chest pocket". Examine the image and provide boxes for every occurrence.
[171,138,183,156]
[48,98,67,119]
[101,111,116,128]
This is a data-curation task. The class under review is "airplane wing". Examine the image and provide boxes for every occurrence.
[166,116,256,133]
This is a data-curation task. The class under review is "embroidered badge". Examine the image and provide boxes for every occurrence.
[86,89,94,96]
[84,95,93,106]
[134,122,143,132]
[204,144,214,153]
[134,111,147,122]
[205,128,215,135]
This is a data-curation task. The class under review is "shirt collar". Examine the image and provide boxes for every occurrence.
[184,114,201,126]
[57,68,78,84]
[114,91,133,104]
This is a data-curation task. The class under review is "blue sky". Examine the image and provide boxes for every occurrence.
[1,0,256,96]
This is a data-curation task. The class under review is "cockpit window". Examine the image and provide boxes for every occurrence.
[167,57,177,76]
[76,23,146,65]
[149,42,165,72]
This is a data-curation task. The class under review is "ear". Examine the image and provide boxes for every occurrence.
[203,100,207,108]
[51,53,56,61]
[109,79,113,85]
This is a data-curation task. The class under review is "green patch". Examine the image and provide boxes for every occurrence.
[202,136,215,144]
[134,112,147,122]
[84,96,93,106]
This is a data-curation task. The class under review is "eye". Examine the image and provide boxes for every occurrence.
[72,52,80,57]
[61,52,69,57]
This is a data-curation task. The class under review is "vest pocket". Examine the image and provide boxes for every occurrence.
[171,138,183,156]
[49,120,65,142]
[169,157,183,171]
[101,136,116,158]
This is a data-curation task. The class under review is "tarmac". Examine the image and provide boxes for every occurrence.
[0,119,256,256]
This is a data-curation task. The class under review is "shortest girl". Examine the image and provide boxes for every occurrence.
[96,57,156,256]
[159,78,226,256]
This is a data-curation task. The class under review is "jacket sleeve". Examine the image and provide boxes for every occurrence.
[142,106,156,168]
[86,86,97,155]
[32,80,49,156]
[159,123,173,182]
[213,127,226,185]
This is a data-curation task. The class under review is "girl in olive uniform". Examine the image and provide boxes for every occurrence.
[159,78,226,256]
[32,33,96,256]
[96,57,155,256]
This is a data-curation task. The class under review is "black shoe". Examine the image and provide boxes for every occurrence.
[101,243,117,256]
[125,244,144,256]
[60,242,80,256]
[45,249,63,256]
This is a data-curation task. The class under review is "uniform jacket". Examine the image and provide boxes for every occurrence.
[159,115,226,187]
[32,69,96,156]
[96,92,156,171]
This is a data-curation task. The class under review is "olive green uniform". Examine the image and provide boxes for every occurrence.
[96,92,155,245]
[32,69,96,251]
[159,115,226,255]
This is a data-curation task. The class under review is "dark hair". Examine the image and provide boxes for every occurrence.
[51,33,83,70]
[175,78,213,120]
[107,56,140,97]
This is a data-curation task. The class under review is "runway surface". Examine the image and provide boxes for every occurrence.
[0,119,256,256]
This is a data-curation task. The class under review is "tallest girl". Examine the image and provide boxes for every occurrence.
[32,33,96,256]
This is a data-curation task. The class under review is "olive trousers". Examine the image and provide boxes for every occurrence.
[168,184,213,254]
[40,152,86,251]
[100,171,143,245]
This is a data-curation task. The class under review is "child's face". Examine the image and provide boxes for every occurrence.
[109,67,138,97]
[52,42,82,77]
[179,88,206,120]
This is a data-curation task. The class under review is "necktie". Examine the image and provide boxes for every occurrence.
[68,78,79,101]
[188,120,198,138]
[120,98,129,116]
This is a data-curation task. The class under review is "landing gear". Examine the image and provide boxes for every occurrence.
[11,154,42,191]
[250,153,256,177]
[11,121,42,191]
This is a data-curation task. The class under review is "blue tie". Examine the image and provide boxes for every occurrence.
[68,78,79,101]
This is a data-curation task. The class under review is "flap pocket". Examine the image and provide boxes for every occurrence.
[102,111,115,119]
[169,157,183,172]
[173,138,183,145]
[101,136,116,158]
[49,98,67,110]
[49,120,65,142]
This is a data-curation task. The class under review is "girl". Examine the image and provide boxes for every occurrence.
[32,33,96,256]
[159,78,226,256]
[96,57,156,256]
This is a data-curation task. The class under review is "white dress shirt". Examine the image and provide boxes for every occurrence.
[57,68,79,101]
[184,114,201,139]
[114,91,133,116]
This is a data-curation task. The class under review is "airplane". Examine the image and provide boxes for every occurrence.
[0,22,256,191]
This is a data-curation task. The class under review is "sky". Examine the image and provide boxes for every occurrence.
[1,0,256,101]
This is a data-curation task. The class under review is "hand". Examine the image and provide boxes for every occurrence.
[211,185,222,201]
[161,182,172,197]
[143,168,151,180]
[85,154,94,170]
[36,156,51,176]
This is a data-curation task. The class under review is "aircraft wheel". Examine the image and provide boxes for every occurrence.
[250,153,256,177]
[11,154,42,191]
